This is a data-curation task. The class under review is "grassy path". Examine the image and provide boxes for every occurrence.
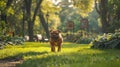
[0,42,120,67]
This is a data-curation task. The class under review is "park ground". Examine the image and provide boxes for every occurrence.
[0,42,120,67]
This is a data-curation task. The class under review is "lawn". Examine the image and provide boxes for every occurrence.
[0,42,120,67]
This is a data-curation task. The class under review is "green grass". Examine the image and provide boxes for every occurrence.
[0,42,120,67]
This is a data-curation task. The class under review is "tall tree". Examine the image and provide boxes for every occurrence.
[72,0,94,17]
[38,0,61,38]
[0,0,15,35]
[95,0,120,33]
[95,0,109,33]
[0,0,13,33]
[24,0,32,41]
[21,1,26,37]
[38,9,50,38]
[0,0,13,24]
[24,0,42,41]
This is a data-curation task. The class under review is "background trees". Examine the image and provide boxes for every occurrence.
[0,0,120,41]
[0,0,61,41]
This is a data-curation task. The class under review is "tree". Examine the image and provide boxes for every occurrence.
[24,0,42,41]
[0,0,14,34]
[95,0,120,33]
[72,0,94,17]
[107,0,120,32]
[38,9,50,38]
[0,0,13,24]
[38,0,61,38]
[55,0,94,32]
[87,8,100,33]
[95,0,109,33]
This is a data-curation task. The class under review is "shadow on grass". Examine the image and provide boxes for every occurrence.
[6,42,86,49]
[0,51,48,62]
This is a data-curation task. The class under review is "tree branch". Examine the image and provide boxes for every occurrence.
[95,0,100,15]
[32,0,43,23]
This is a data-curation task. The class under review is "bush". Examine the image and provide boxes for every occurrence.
[0,35,24,49]
[75,38,92,44]
[64,31,94,44]
[91,29,120,49]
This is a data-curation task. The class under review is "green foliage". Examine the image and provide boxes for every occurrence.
[40,0,61,29]
[88,8,101,33]
[108,20,120,33]
[73,0,94,17]
[64,31,94,44]
[58,2,100,33]
[0,21,6,30]
[41,0,61,13]
[58,6,81,32]
[0,21,6,35]
[95,0,120,33]
[91,29,120,49]
[0,35,24,49]
[106,0,120,32]
[0,0,6,11]
[6,7,14,16]
[0,0,14,15]
[76,37,92,44]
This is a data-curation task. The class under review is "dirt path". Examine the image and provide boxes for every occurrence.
[0,59,23,67]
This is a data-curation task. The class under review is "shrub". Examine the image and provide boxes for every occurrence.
[91,29,120,49]
[64,31,94,44]
[75,37,92,44]
[0,35,24,49]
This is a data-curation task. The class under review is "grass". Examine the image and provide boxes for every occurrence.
[0,42,120,67]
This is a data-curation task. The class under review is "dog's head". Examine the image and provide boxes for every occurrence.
[50,30,61,39]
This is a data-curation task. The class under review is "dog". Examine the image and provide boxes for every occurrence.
[50,30,63,52]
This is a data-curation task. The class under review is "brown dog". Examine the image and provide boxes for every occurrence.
[50,30,63,52]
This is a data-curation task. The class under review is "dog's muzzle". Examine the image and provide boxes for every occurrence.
[51,35,59,39]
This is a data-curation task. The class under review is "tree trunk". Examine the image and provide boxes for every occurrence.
[1,0,13,24]
[116,6,120,21]
[99,0,109,33]
[39,10,50,38]
[22,13,25,38]
[22,3,26,38]
[24,0,43,41]
[1,14,7,23]
[28,20,34,41]
[24,0,33,41]
[32,0,42,23]
[95,0,110,33]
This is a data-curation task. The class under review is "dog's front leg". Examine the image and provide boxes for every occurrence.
[57,44,62,52]
[50,42,55,52]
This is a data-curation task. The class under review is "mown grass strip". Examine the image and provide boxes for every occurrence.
[0,42,120,67]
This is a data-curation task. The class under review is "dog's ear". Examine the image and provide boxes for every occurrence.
[49,30,53,33]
